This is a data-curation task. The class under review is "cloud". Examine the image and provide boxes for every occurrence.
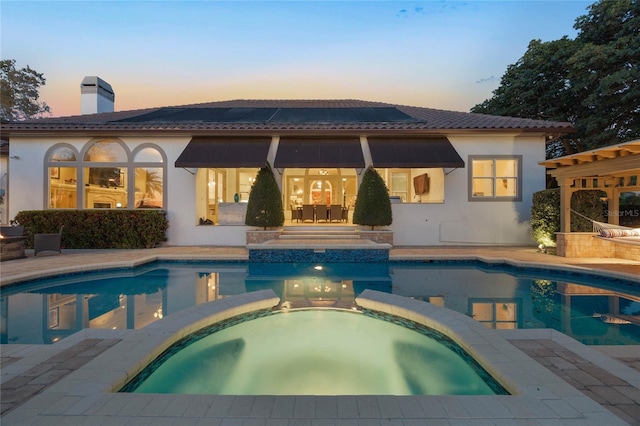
[396,2,467,18]
[476,76,498,84]
[395,6,428,18]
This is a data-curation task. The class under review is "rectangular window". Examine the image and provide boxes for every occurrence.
[83,167,128,208]
[469,156,522,201]
[49,167,77,208]
[390,172,408,202]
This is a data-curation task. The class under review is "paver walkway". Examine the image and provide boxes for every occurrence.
[510,339,640,425]
[1,339,121,416]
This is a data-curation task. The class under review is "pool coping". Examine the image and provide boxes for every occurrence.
[2,290,635,424]
[1,250,639,287]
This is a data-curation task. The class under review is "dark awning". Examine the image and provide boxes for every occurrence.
[174,137,272,168]
[274,137,365,168]
[367,137,465,168]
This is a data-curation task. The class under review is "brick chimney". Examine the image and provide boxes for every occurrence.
[81,76,114,114]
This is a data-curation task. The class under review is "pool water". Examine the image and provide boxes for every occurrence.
[123,309,506,395]
[1,261,639,345]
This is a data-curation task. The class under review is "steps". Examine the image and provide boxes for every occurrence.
[247,225,391,262]
[278,226,360,240]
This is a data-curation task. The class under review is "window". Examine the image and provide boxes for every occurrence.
[45,140,166,210]
[469,156,522,201]
[378,168,444,203]
[133,145,165,209]
[390,172,408,202]
[46,145,79,209]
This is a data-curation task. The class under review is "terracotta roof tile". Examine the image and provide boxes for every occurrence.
[1,99,575,135]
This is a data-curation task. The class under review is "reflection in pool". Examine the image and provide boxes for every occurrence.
[122,310,507,395]
[1,261,639,345]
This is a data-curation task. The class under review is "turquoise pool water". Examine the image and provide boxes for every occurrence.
[1,261,639,345]
[122,309,507,395]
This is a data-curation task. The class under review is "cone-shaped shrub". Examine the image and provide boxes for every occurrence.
[352,166,392,230]
[244,162,285,230]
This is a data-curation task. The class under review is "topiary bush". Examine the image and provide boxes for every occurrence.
[14,210,168,249]
[244,162,284,230]
[352,166,392,230]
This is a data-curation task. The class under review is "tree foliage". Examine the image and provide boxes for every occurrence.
[472,0,640,157]
[244,162,285,230]
[0,59,51,121]
[352,166,392,230]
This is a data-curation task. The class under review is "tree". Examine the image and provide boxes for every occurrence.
[352,166,392,230]
[244,162,285,230]
[472,0,640,157]
[1,59,51,121]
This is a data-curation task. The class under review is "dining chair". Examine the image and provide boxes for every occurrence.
[301,204,315,222]
[315,204,328,222]
[330,205,343,222]
[290,204,302,223]
[341,205,350,223]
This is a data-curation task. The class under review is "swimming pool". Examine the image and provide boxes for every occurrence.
[1,261,639,345]
[121,309,508,395]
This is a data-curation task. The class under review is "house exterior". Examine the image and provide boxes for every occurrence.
[0,95,575,247]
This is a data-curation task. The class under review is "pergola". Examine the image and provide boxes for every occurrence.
[539,139,640,233]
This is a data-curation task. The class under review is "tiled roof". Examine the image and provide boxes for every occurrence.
[0,99,575,134]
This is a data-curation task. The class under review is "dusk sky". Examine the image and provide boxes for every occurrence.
[2,1,592,117]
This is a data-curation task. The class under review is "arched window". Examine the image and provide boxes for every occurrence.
[45,140,166,210]
[132,145,166,209]
[46,144,80,209]
[81,139,130,209]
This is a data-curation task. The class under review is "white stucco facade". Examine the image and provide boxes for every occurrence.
[5,131,546,246]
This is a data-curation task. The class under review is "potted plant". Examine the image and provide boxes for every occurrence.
[245,162,284,242]
[352,166,393,243]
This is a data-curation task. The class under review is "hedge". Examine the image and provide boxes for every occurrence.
[14,210,169,249]
[531,188,605,246]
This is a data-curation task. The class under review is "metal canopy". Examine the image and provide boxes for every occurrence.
[367,137,465,168]
[274,137,365,168]
[174,137,272,168]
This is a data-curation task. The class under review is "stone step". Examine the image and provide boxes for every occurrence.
[279,234,361,240]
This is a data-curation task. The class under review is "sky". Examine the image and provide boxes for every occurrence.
[1,0,593,117]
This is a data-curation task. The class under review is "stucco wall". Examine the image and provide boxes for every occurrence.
[8,132,545,247]
[390,134,544,246]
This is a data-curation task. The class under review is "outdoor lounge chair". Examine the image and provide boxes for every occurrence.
[34,226,63,256]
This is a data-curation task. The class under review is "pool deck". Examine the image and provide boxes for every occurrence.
[1,246,640,425]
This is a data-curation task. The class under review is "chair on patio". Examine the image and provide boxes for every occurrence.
[341,205,350,223]
[315,204,328,222]
[34,226,63,256]
[290,204,302,223]
[301,204,315,222]
[330,205,343,223]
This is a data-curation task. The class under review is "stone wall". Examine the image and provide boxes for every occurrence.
[556,232,640,260]
[358,230,393,245]
[246,230,281,244]
[0,237,26,261]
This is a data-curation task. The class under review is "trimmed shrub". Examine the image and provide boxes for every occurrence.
[14,210,168,249]
[531,189,560,247]
[244,162,284,230]
[352,166,392,230]
[531,188,605,246]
